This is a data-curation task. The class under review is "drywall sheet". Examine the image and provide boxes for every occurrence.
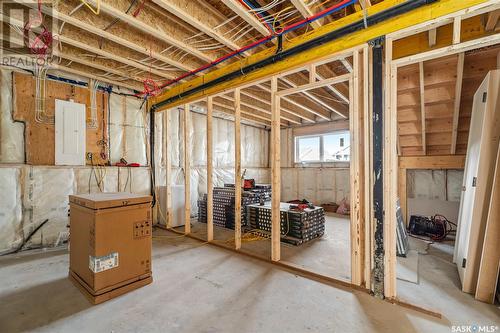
[0,167,22,254]
[23,167,75,248]
[0,70,24,163]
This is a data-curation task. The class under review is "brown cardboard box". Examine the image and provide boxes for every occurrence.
[69,192,153,304]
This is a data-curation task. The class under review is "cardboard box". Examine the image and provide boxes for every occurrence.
[69,192,153,304]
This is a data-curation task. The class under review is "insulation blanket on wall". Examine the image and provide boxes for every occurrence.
[0,168,23,254]
[0,70,24,163]
[0,166,151,253]
[109,94,148,165]
[281,168,350,205]
[23,167,75,248]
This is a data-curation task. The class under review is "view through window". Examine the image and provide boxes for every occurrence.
[295,131,350,163]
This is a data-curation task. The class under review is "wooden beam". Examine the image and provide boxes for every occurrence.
[398,155,466,169]
[151,0,241,51]
[152,0,497,110]
[234,89,242,250]
[278,74,351,97]
[485,9,500,31]
[24,2,193,72]
[240,90,315,123]
[184,104,191,234]
[220,94,301,124]
[451,52,465,154]
[206,96,214,242]
[214,96,287,125]
[290,0,321,29]
[271,76,281,261]
[257,83,329,121]
[0,14,173,81]
[221,0,270,36]
[418,62,426,154]
[86,0,213,62]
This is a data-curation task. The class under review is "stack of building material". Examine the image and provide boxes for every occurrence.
[246,202,325,246]
[197,184,272,229]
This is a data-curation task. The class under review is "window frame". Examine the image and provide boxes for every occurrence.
[294,130,350,164]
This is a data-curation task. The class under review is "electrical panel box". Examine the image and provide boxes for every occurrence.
[55,99,86,166]
[69,192,153,304]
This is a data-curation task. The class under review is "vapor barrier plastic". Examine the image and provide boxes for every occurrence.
[0,70,24,163]
[23,167,75,248]
[408,170,446,200]
[109,94,147,165]
[0,168,22,254]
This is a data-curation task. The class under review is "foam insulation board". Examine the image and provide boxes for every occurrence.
[0,167,23,254]
[0,70,24,163]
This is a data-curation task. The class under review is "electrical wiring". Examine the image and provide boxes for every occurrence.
[87,79,100,129]
[144,0,356,97]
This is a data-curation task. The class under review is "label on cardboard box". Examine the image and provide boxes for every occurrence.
[89,252,119,273]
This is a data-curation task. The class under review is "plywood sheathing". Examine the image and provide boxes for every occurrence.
[12,72,108,165]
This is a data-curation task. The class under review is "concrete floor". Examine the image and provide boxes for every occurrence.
[0,229,498,332]
[397,237,500,325]
[189,213,351,281]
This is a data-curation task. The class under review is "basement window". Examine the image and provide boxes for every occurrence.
[295,131,350,163]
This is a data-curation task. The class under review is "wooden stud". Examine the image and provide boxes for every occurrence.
[164,110,173,228]
[428,28,437,47]
[271,77,281,262]
[234,89,242,250]
[184,104,191,234]
[383,37,397,299]
[453,17,462,45]
[418,62,426,154]
[451,52,465,154]
[206,97,214,242]
[398,168,407,225]
[309,64,317,83]
[350,50,363,286]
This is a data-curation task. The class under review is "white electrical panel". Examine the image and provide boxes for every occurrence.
[55,99,86,166]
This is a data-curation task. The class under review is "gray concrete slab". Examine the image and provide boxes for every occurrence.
[0,229,497,333]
